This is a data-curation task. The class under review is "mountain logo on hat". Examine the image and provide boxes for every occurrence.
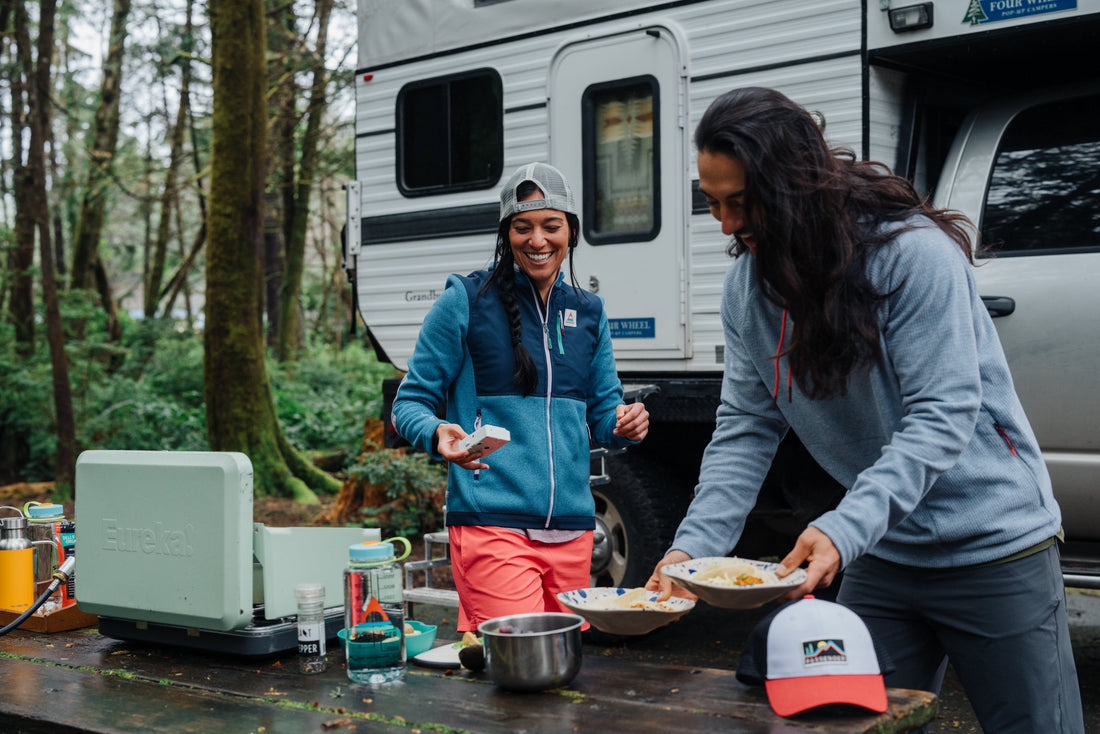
[803,639,846,665]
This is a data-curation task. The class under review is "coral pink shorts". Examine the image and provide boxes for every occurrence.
[448,525,593,632]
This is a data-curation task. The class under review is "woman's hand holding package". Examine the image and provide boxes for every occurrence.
[613,401,650,441]
[435,423,490,471]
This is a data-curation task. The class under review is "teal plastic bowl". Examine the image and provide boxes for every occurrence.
[405,620,437,657]
[339,623,402,667]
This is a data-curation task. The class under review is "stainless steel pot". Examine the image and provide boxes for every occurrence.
[478,612,584,691]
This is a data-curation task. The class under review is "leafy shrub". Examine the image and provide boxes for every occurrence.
[0,323,59,482]
[345,449,447,538]
[0,306,395,483]
[269,340,397,463]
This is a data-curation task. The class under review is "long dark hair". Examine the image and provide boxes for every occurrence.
[479,180,581,395]
[695,87,974,399]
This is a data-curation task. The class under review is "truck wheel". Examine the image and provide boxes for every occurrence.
[590,453,689,589]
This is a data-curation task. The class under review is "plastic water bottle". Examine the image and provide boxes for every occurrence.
[295,582,327,674]
[343,537,412,685]
[26,503,66,606]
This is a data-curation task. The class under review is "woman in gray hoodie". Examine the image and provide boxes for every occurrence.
[648,87,1082,732]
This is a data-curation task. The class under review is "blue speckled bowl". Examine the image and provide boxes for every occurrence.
[556,587,695,635]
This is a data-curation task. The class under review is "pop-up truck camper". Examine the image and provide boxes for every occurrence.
[347,0,1100,589]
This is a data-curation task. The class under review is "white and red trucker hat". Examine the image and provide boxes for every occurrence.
[735,595,891,717]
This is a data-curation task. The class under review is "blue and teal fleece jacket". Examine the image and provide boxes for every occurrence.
[392,269,635,531]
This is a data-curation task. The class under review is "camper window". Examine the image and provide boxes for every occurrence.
[581,76,660,245]
[981,94,1100,256]
[396,69,503,196]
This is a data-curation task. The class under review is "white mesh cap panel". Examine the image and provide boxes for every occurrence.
[499,162,577,221]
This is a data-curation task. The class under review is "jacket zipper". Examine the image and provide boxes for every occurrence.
[532,282,556,528]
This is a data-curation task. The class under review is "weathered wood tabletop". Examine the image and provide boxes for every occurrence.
[0,626,937,733]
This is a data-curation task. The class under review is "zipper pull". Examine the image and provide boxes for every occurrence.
[556,311,565,355]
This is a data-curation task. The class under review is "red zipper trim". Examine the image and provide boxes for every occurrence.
[995,423,1018,456]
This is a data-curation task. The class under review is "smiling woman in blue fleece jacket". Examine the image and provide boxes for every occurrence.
[647,88,1083,732]
[393,162,648,634]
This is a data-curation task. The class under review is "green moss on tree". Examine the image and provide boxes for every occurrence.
[204,0,338,500]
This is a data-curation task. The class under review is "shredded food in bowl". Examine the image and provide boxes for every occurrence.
[584,588,679,611]
[694,562,779,586]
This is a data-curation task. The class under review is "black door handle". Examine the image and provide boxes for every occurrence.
[981,295,1016,317]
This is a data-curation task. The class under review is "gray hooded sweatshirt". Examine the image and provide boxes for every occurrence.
[671,217,1062,568]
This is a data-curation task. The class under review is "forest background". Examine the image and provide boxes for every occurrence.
[0,0,445,536]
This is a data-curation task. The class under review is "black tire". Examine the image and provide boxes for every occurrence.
[590,451,690,589]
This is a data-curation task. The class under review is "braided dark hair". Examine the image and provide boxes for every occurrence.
[479,180,581,395]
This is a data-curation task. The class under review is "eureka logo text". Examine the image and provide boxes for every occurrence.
[101,519,196,556]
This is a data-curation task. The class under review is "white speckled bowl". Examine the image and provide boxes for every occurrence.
[661,557,807,609]
[557,587,695,635]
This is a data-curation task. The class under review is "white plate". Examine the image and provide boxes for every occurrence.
[411,638,481,669]
[661,557,806,609]
[557,587,695,636]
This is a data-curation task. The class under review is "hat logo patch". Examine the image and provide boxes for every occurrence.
[802,639,847,666]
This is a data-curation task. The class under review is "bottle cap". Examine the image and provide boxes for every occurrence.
[294,582,325,602]
[1,516,28,531]
[27,504,65,519]
[349,540,395,562]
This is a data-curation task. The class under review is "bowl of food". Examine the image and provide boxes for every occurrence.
[661,557,806,609]
[477,612,584,691]
[404,620,437,658]
[557,587,695,636]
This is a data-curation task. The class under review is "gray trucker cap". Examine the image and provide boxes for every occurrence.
[499,162,577,222]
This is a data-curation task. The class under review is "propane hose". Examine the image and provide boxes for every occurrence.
[0,556,76,637]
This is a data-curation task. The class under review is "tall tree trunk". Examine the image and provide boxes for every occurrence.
[160,216,205,318]
[205,0,337,500]
[168,192,196,327]
[158,0,206,319]
[264,193,285,346]
[264,0,295,350]
[53,1,82,279]
[29,0,76,493]
[145,63,189,318]
[67,0,130,338]
[275,0,334,361]
[6,0,35,357]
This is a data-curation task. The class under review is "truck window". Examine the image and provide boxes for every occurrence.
[396,69,503,196]
[581,76,660,244]
[981,94,1100,256]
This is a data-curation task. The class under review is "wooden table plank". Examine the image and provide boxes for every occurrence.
[1,627,937,733]
[0,658,408,734]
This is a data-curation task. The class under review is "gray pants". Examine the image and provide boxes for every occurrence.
[838,545,1084,733]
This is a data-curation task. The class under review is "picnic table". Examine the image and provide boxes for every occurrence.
[0,625,937,733]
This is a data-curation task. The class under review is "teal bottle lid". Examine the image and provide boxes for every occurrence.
[349,540,395,562]
[27,504,65,519]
